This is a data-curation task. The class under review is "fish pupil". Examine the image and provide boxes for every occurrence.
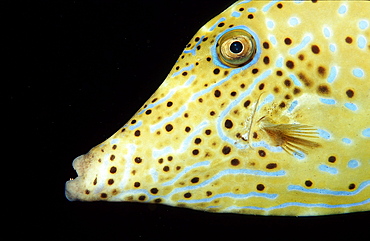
[230,41,243,53]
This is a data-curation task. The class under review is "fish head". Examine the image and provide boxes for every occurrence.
[66,0,370,216]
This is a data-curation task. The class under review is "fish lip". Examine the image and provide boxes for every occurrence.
[65,155,85,201]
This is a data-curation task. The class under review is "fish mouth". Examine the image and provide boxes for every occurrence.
[65,155,86,201]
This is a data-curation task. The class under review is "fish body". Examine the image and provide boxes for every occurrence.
[66,0,370,216]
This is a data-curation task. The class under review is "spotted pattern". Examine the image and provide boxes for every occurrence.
[66,0,370,216]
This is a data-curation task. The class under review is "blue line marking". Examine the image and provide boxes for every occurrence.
[266,19,274,29]
[162,161,210,186]
[184,75,196,87]
[289,180,370,196]
[362,128,370,137]
[251,141,283,152]
[318,129,331,139]
[150,168,158,183]
[152,146,173,159]
[183,36,204,56]
[357,36,367,49]
[289,74,303,86]
[327,66,338,83]
[288,100,298,113]
[276,56,283,68]
[256,94,274,111]
[329,44,336,52]
[209,17,226,31]
[172,64,194,77]
[344,102,358,111]
[227,198,370,212]
[289,35,312,55]
[269,35,277,45]
[338,4,347,14]
[319,164,338,175]
[262,0,279,12]
[150,105,187,132]
[179,121,208,153]
[128,120,142,131]
[348,159,359,168]
[137,89,176,115]
[231,11,241,18]
[288,17,300,27]
[320,98,336,105]
[342,138,352,144]
[353,68,364,78]
[359,20,369,30]
[323,27,331,38]
[293,150,306,160]
[248,7,257,13]
[179,192,278,204]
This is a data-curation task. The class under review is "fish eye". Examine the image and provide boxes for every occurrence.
[216,29,256,67]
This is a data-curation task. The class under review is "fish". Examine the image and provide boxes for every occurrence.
[65,0,370,216]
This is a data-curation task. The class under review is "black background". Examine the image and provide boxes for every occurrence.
[8,0,369,240]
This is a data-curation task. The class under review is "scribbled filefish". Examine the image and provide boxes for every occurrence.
[65,0,370,216]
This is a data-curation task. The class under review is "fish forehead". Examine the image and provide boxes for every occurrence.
[66,0,370,216]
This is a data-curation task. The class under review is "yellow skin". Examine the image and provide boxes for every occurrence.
[65,0,370,216]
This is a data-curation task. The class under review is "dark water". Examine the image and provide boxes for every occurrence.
[9,1,369,240]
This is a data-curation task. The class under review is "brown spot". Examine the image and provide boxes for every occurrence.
[266,163,277,169]
[286,60,294,69]
[298,54,304,60]
[214,90,221,97]
[284,79,291,87]
[206,191,212,196]
[317,85,330,95]
[205,129,212,135]
[134,130,141,137]
[293,87,301,95]
[100,193,107,198]
[154,198,162,203]
[192,149,199,155]
[182,72,188,76]
[225,119,233,129]
[346,89,354,98]
[112,145,117,150]
[252,68,259,74]
[184,192,192,198]
[194,138,202,144]
[328,156,336,163]
[110,155,115,161]
[317,66,326,77]
[222,146,231,155]
[263,42,270,49]
[244,100,251,108]
[191,177,199,183]
[277,3,283,8]
[263,56,270,64]
[256,184,265,191]
[110,166,117,174]
[134,157,142,164]
[134,182,140,188]
[145,109,152,115]
[138,195,146,201]
[85,190,90,195]
[258,150,266,157]
[279,102,286,108]
[273,87,280,93]
[167,101,173,107]
[165,124,173,132]
[163,166,170,172]
[284,38,292,45]
[107,179,114,185]
[259,83,265,90]
[348,183,356,190]
[231,158,240,166]
[213,68,220,75]
[345,36,353,44]
[298,73,312,86]
[93,177,97,185]
[305,180,313,187]
[311,45,320,54]
[276,70,283,76]
[150,188,159,194]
